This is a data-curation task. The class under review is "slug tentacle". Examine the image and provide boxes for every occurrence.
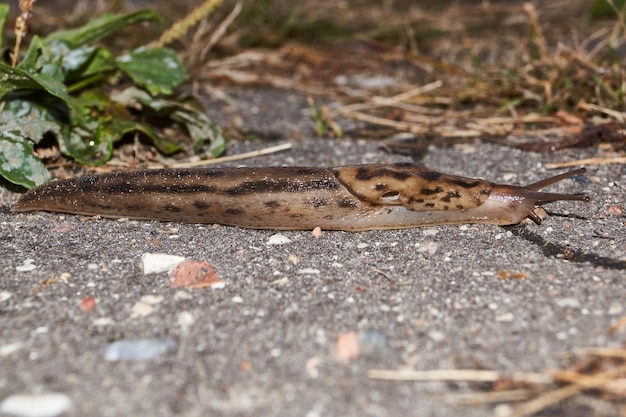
[11,163,589,231]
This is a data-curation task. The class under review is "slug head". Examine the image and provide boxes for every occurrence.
[332,163,494,212]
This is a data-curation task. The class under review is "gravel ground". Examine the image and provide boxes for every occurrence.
[1,87,625,417]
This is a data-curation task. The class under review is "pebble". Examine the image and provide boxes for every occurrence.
[428,330,446,342]
[0,291,12,303]
[141,253,186,275]
[608,302,623,315]
[104,338,176,361]
[358,330,389,355]
[92,317,115,327]
[554,297,581,308]
[177,311,195,331]
[298,268,320,275]
[0,342,24,357]
[0,393,72,417]
[15,259,37,272]
[130,301,153,319]
[140,295,164,304]
[495,312,515,322]
[415,240,440,255]
[173,290,193,301]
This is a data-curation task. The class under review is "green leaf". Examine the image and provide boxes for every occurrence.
[0,133,51,188]
[59,121,113,166]
[171,107,226,157]
[0,62,70,103]
[45,9,161,48]
[107,119,183,155]
[68,47,116,81]
[111,86,224,156]
[116,47,188,95]
[2,98,64,143]
[0,3,9,50]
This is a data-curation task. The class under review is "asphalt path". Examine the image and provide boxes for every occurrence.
[1,88,625,417]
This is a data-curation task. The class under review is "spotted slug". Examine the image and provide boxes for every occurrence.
[11,163,589,231]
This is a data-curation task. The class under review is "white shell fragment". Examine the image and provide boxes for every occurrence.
[266,233,292,245]
[142,253,186,275]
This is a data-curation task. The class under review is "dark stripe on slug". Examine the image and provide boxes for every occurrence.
[134,168,231,180]
[295,168,326,176]
[164,205,182,212]
[448,178,485,189]
[93,203,114,210]
[353,166,412,181]
[103,183,218,195]
[224,178,338,196]
[194,201,210,210]
[418,170,442,181]
[225,207,244,215]
[264,200,281,208]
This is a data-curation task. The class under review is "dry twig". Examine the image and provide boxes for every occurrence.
[169,142,292,168]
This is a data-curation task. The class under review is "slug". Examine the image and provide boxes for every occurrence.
[11,163,589,231]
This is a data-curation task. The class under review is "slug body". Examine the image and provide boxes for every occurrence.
[12,163,588,231]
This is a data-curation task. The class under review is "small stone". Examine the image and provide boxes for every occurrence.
[287,253,299,265]
[170,261,218,288]
[130,301,153,319]
[271,277,289,286]
[495,312,515,322]
[140,295,164,304]
[298,268,320,275]
[211,281,226,290]
[608,302,624,315]
[554,297,581,308]
[16,259,36,272]
[173,290,193,301]
[142,253,186,275]
[0,393,73,417]
[334,331,360,362]
[92,317,115,327]
[104,338,176,361]
[177,311,194,331]
[358,330,389,355]
[0,291,12,303]
[0,342,24,357]
[266,233,292,245]
[415,240,439,255]
[80,296,96,313]
[428,330,446,342]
